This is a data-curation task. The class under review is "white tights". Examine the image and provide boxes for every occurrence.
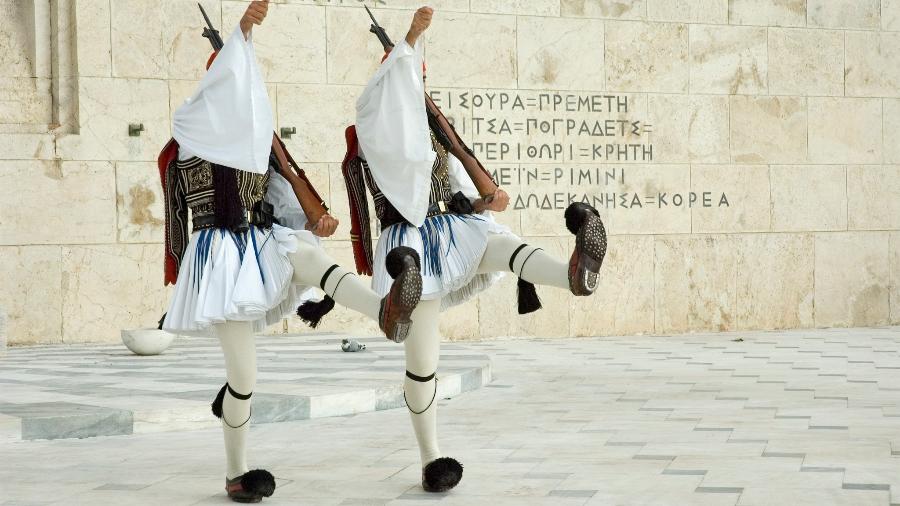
[476,234,569,289]
[404,233,571,468]
[214,241,385,479]
[402,299,443,465]
[215,321,256,480]
[289,240,382,321]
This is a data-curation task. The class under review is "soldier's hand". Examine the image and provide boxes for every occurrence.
[240,0,270,36]
[308,214,339,238]
[405,6,433,46]
[484,188,510,213]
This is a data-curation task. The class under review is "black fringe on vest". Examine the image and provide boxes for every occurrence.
[212,164,245,231]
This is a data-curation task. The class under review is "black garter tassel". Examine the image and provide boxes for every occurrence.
[296,296,336,328]
[517,278,542,314]
[211,383,227,418]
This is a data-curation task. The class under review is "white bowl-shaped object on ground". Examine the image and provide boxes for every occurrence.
[121,328,175,356]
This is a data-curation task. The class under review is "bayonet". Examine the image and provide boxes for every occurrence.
[198,3,225,51]
[364,5,394,50]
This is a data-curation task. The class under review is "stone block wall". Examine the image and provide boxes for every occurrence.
[1,0,898,343]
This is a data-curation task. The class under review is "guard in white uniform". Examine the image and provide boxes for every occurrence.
[158,2,423,501]
[319,7,610,493]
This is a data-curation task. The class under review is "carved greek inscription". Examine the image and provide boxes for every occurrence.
[430,89,729,212]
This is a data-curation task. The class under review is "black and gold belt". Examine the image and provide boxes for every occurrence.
[379,192,475,230]
[192,201,276,232]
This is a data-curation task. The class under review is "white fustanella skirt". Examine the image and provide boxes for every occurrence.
[162,224,316,336]
[371,213,514,311]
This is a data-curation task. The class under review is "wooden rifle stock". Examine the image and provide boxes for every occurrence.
[271,134,329,225]
[424,94,498,198]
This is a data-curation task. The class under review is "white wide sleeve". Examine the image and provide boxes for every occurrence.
[355,40,435,227]
[265,169,313,233]
[172,27,273,174]
[447,153,479,202]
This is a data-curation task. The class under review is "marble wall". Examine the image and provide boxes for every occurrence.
[1,0,899,344]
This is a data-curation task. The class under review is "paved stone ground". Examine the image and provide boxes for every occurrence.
[3,326,900,505]
[0,334,489,441]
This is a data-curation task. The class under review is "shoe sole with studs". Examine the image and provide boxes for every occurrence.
[384,257,422,343]
[570,211,607,296]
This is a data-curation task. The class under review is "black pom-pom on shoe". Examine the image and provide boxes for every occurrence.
[296,295,336,328]
[564,202,600,235]
[212,383,227,419]
[226,469,276,503]
[386,246,421,279]
[240,470,276,497]
[422,457,464,493]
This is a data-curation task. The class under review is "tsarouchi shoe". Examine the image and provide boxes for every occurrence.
[225,470,276,503]
[565,203,607,296]
[380,247,423,343]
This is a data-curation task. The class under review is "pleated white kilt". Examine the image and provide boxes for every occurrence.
[162,224,317,336]
[371,213,514,311]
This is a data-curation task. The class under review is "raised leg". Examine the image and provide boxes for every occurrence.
[289,240,381,321]
[291,242,422,343]
[476,203,607,295]
[476,234,569,290]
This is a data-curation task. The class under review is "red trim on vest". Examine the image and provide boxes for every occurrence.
[341,126,372,276]
[158,138,180,286]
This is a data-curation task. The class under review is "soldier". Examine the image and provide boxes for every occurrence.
[158,2,422,501]
[321,6,609,493]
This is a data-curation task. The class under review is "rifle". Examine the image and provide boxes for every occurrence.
[199,3,224,51]
[195,3,330,223]
[365,5,394,50]
[364,6,456,152]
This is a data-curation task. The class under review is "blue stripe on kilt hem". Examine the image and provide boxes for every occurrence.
[190,227,279,294]
[249,225,265,284]
[384,214,484,277]
[193,228,214,289]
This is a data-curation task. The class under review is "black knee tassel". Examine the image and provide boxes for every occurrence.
[517,278,542,315]
[211,383,227,418]
[296,295,336,329]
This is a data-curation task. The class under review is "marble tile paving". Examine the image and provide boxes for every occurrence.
[2,326,900,505]
[0,333,491,440]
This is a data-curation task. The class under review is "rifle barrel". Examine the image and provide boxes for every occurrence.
[364,5,379,25]
[198,3,224,49]
[364,5,394,48]
[198,3,215,29]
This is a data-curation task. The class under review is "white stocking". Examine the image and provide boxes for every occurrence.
[215,321,257,480]
[477,234,569,290]
[402,298,443,467]
[289,241,382,321]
